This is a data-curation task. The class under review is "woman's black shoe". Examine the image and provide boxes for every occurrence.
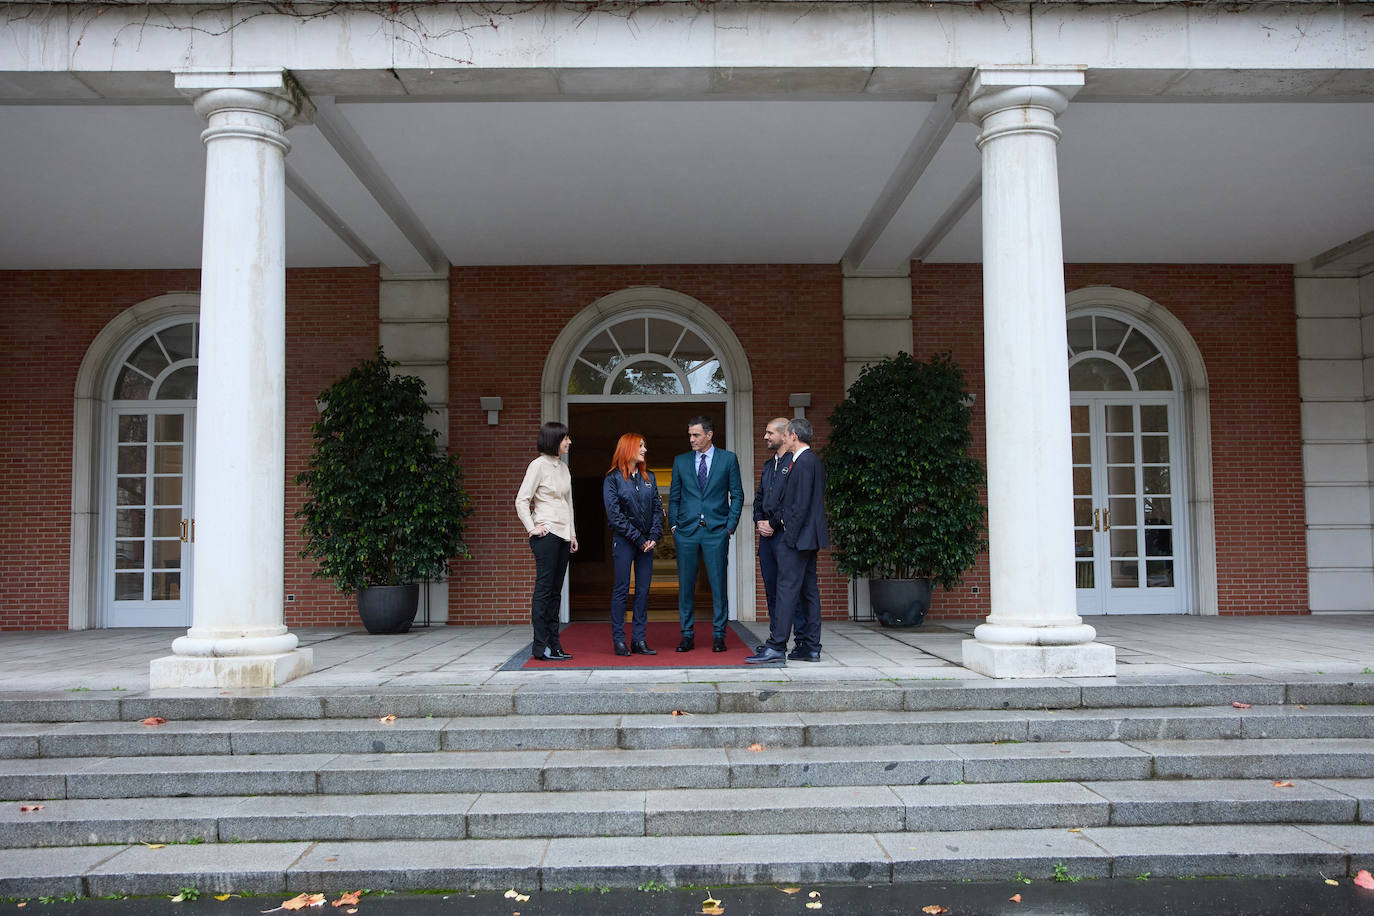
[631,640,657,655]
[613,641,631,656]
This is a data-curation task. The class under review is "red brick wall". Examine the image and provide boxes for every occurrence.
[0,270,200,630]
[910,263,1307,617]
[447,265,849,626]
[283,268,380,626]
[0,268,377,630]
[0,262,1308,630]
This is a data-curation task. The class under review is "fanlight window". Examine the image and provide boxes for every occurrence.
[1067,314,1172,392]
[568,315,726,396]
[112,321,199,401]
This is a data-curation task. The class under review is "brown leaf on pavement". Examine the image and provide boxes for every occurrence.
[141,716,167,726]
[921,907,948,914]
[19,805,44,813]
[1231,702,1251,709]
[1273,780,1295,788]
[378,714,396,724]
[1010,893,1023,902]
[748,743,764,752]
[778,888,801,894]
[331,891,363,907]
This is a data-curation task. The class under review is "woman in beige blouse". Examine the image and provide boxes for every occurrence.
[516,421,579,661]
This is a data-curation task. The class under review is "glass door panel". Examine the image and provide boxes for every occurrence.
[105,407,193,626]
[1073,398,1185,614]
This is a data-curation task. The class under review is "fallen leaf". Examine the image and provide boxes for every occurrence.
[779,887,801,894]
[748,743,765,752]
[170,892,186,902]
[810,892,821,898]
[378,714,396,724]
[1326,878,1340,886]
[143,843,165,849]
[505,890,519,899]
[1296,705,1306,709]
[346,911,357,915]
[19,804,44,813]
[279,893,326,910]
[1273,780,1296,788]
[1010,893,1023,902]
[216,894,234,901]
[921,907,948,915]
[1067,827,1081,833]
[325,857,338,863]
[1355,870,1374,890]
[702,906,725,915]
[141,716,167,726]
[332,891,363,907]
[671,710,694,717]
[1231,701,1251,709]
[503,890,530,902]
[805,904,822,911]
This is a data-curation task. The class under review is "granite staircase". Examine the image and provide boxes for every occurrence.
[2,676,1374,898]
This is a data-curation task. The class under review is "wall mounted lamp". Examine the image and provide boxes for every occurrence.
[480,396,503,426]
[789,392,811,419]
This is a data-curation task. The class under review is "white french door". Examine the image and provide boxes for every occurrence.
[1072,398,1186,614]
[103,407,195,627]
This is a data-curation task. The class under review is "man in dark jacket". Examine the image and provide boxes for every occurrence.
[747,417,829,664]
[754,417,794,622]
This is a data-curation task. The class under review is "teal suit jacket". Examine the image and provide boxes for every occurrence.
[668,447,744,538]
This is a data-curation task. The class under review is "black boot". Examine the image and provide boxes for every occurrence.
[631,640,657,656]
[613,641,631,656]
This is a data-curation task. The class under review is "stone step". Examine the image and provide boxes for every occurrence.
[4,705,1373,758]
[4,674,1371,723]
[11,738,1374,801]
[4,824,1374,898]
[4,778,1368,848]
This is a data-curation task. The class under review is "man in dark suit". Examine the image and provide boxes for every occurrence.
[668,416,744,653]
[747,417,829,664]
[754,417,794,622]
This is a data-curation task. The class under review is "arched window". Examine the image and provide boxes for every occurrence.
[112,320,199,401]
[566,314,727,397]
[1067,314,1172,392]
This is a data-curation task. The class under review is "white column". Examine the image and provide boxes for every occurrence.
[150,71,314,689]
[960,67,1115,678]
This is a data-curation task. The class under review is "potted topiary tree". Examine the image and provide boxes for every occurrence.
[823,351,987,627]
[296,349,472,633]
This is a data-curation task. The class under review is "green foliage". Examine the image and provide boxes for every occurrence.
[1052,862,1082,883]
[823,352,987,588]
[296,349,473,593]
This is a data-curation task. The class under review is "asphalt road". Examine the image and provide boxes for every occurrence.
[10,878,1374,915]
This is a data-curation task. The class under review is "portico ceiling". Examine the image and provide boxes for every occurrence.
[2,1,1373,274]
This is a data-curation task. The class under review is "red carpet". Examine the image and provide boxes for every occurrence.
[515,620,764,669]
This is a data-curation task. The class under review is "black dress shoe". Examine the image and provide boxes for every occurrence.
[712,637,727,652]
[744,646,787,665]
[531,646,568,661]
[675,637,695,653]
[787,648,821,662]
[548,645,573,660]
[613,641,631,656]
[631,640,657,655]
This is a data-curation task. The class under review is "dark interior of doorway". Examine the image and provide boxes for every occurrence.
[567,402,726,622]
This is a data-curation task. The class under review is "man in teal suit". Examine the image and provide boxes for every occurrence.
[668,416,744,652]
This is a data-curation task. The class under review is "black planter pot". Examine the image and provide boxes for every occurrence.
[869,578,932,628]
[357,584,419,634]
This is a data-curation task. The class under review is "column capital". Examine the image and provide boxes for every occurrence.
[174,68,314,128]
[961,66,1085,133]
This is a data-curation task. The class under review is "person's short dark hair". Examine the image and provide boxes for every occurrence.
[537,421,569,456]
[788,417,814,444]
[688,416,714,434]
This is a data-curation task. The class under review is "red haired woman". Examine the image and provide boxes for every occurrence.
[602,433,664,656]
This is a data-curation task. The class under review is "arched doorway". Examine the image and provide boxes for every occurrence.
[542,288,755,623]
[70,294,201,629]
[101,317,199,627]
[1066,288,1215,615]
